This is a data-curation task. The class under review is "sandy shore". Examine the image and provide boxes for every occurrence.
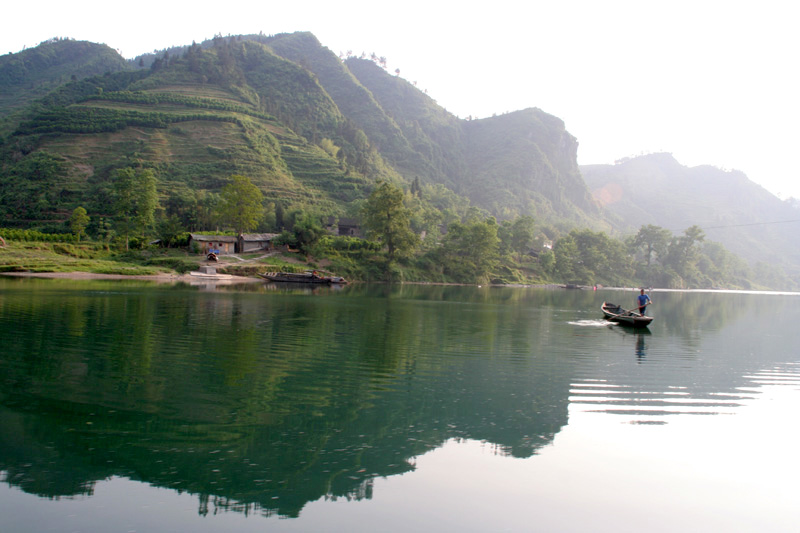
[0,271,262,284]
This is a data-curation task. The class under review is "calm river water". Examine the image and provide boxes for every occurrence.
[1,278,798,532]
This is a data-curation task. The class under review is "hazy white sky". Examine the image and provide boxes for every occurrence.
[5,1,800,198]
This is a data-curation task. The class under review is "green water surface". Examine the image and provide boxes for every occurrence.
[1,279,798,532]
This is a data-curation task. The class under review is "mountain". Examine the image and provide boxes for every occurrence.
[461,109,596,222]
[582,153,800,277]
[0,35,398,228]
[3,33,796,285]
[0,32,598,233]
[343,56,597,222]
[0,38,132,134]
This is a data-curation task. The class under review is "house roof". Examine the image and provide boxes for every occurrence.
[190,234,238,243]
[190,233,280,242]
[241,233,280,241]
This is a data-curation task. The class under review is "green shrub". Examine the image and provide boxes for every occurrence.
[0,228,77,243]
[171,232,191,248]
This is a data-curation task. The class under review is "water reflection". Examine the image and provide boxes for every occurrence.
[0,279,798,522]
[635,332,647,361]
[0,280,572,518]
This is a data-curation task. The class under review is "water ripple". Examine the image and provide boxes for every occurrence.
[567,369,784,420]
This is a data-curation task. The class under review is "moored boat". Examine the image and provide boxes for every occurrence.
[259,271,348,284]
[601,302,653,328]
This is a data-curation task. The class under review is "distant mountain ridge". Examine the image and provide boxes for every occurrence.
[582,153,800,276]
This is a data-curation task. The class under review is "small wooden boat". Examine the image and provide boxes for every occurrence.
[601,302,653,328]
[259,271,348,285]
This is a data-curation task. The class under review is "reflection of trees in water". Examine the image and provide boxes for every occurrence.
[653,291,784,355]
[0,281,574,518]
[666,291,764,330]
[3,283,787,518]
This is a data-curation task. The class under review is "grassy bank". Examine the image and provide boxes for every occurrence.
[0,242,199,275]
[0,241,332,278]
[0,238,550,285]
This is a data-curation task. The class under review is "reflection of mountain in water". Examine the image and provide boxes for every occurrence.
[0,281,572,518]
[2,282,795,518]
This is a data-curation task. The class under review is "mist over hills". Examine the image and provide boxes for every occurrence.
[582,153,800,278]
[1,32,798,285]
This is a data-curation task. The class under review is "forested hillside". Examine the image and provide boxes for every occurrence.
[0,32,594,231]
[0,38,132,135]
[0,36,401,231]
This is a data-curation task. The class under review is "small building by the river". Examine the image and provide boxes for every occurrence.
[239,233,279,253]
[325,217,362,237]
[190,234,238,255]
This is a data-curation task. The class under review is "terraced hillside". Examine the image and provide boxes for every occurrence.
[0,39,398,230]
[1,32,623,233]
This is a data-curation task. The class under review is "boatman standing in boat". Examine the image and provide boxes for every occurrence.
[637,289,652,316]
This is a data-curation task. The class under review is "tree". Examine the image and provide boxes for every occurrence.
[69,206,90,241]
[292,212,323,254]
[510,216,536,255]
[361,182,419,264]
[570,229,633,286]
[664,225,705,283]
[553,235,579,282]
[196,191,221,231]
[114,167,158,251]
[410,176,421,197]
[539,249,556,274]
[439,217,500,283]
[406,188,442,247]
[550,229,636,286]
[632,224,672,267]
[165,188,200,230]
[498,220,514,256]
[219,175,264,236]
[157,215,186,248]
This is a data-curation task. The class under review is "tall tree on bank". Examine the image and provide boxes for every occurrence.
[664,225,706,282]
[292,212,324,254]
[219,175,264,235]
[114,167,158,251]
[362,181,419,265]
[69,206,90,241]
[439,217,500,283]
[632,224,672,267]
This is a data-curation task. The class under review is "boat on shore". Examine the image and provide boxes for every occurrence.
[259,271,348,285]
[601,302,653,328]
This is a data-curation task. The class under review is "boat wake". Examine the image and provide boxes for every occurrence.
[568,319,610,327]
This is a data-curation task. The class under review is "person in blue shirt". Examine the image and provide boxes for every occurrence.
[637,289,652,316]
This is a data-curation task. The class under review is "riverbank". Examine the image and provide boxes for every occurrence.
[0,241,295,283]
[0,271,261,284]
